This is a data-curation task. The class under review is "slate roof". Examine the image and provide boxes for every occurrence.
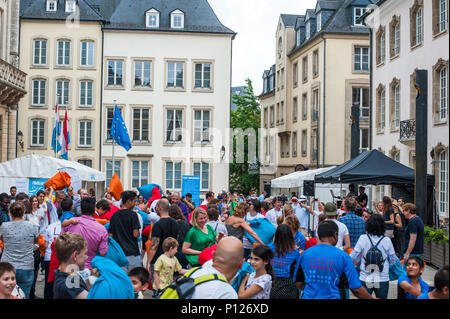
[104,0,235,35]
[315,0,342,12]
[280,14,303,28]
[289,0,374,56]
[20,0,104,21]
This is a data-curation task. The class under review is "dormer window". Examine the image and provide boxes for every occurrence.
[296,29,301,46]
[354,7,368,26]
[171,10,184,29]
[47,0,57,12]
[317,12,322,32]
[65,0,76,13]
[146,9,160,28]
[306,21,311,40]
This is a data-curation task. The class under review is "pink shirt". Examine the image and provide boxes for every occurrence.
[62,215,109,269]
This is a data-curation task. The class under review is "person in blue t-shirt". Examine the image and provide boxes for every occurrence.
[397,256,429,299]
[417,265,448,299]
[59,197,76,227]
[297,220,374,299]
[269,224,302,299]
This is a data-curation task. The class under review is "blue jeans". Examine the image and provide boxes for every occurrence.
[15,269,34,299]
[362,281,390,299]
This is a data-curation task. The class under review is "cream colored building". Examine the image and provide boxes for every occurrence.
[18,0,103,170]
[100,0,235,192]
[260,1,372,193]
[0,0,26,163]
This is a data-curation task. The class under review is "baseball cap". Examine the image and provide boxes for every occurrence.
[291,197,298,202]
[324,202,338,216]
[298,195,307,201]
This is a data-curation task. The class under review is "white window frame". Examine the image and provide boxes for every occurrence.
[354,7,368,26]
[78,121,92,147]
[380,89,386,129]
[193,109,211,144]
[439,151,448,214]
[359,128,369,153]
[193,162,210,190]
[33,39,47,66]
[32,79,46,106]
[107,59,123,87]
[56,40,70,66]
[166,109,183,143]
[440,0,448,32]
[416,7,423,45]
[306,21,311,40]
[31,119,45,146]
[146,10,160,28]
[296,29,301,46]
[134,60,152,88]
[105,160,121,186]
[394,23,400,56]
[46,0,57,12]
[132,161,149,188]
[132,108,150,142]
[65,0,76,13]
[79,80,93,107]
[165,161,182,190]
[440,67,448,121]
[171,11,184,29]
[354,47,370,72]
[166,61,184,88]
[380,32,386,63]
[317,12,322,32]
[313,89,319,121]
[194,63,211,89]
[56,80,70,106]
[80,41,94,67]
[353,87,370,119]
[394,84,400,129]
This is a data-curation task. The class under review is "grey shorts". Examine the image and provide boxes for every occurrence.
[121,255,142,274]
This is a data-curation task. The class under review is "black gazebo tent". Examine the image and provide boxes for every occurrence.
[315,150,435,225]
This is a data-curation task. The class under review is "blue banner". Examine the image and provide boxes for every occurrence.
[28,178,48,196]
[182,175,200,209]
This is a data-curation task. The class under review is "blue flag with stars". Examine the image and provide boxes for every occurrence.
[111,104,132,151]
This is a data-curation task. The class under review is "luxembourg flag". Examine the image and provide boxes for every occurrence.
[59,110,70,160]
[51,103,61,153]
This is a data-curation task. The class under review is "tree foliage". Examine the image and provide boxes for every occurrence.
[230,78,261,195]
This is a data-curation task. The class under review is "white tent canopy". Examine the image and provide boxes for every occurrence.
[270,166,348,203]
[0,154,105,181]
[271,167,335,189]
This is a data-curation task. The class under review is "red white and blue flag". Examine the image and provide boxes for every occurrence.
[60,110,69,160]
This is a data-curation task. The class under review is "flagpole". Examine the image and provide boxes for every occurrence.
[112,100,116,180]
[55,94,59,159]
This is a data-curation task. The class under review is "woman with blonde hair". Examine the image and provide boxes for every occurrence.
[182,207,225,267]
[276,204,294,226]
[226,202,265,247]
[283,215,306,253]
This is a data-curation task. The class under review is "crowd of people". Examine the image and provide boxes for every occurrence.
[0,184,448,300]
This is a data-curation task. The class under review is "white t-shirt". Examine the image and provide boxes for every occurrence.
[190,260,238,299]
[265,208,282,227]
[329,219,349,250]
[245,272,272,299]
[135,211,143,251]
[33,208,46,234]
[43,222,61,261]
[243,212,265,249]
[350,234,398,283]
[312,210,324,234]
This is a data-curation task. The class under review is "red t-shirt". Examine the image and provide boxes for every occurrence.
[102,205,120,221]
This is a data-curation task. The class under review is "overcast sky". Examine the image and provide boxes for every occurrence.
[208,0,317,95]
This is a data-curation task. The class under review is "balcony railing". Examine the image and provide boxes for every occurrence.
[399,119,416,142]
[0,59,27,106]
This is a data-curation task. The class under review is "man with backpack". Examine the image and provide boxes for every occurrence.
[160,236,243,299]
[350,214,399,299]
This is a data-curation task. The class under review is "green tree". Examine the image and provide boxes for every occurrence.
[230,78,261,195]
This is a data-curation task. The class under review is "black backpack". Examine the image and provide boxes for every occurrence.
[364,235,385,273]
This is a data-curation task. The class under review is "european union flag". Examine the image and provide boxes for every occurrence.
[111,104,132,151]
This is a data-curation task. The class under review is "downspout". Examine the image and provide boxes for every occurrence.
[321,36,326,168]
[368,28,373,150]
[15,4,22,159]
[99,24,104,172]
[229,35,234,192]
